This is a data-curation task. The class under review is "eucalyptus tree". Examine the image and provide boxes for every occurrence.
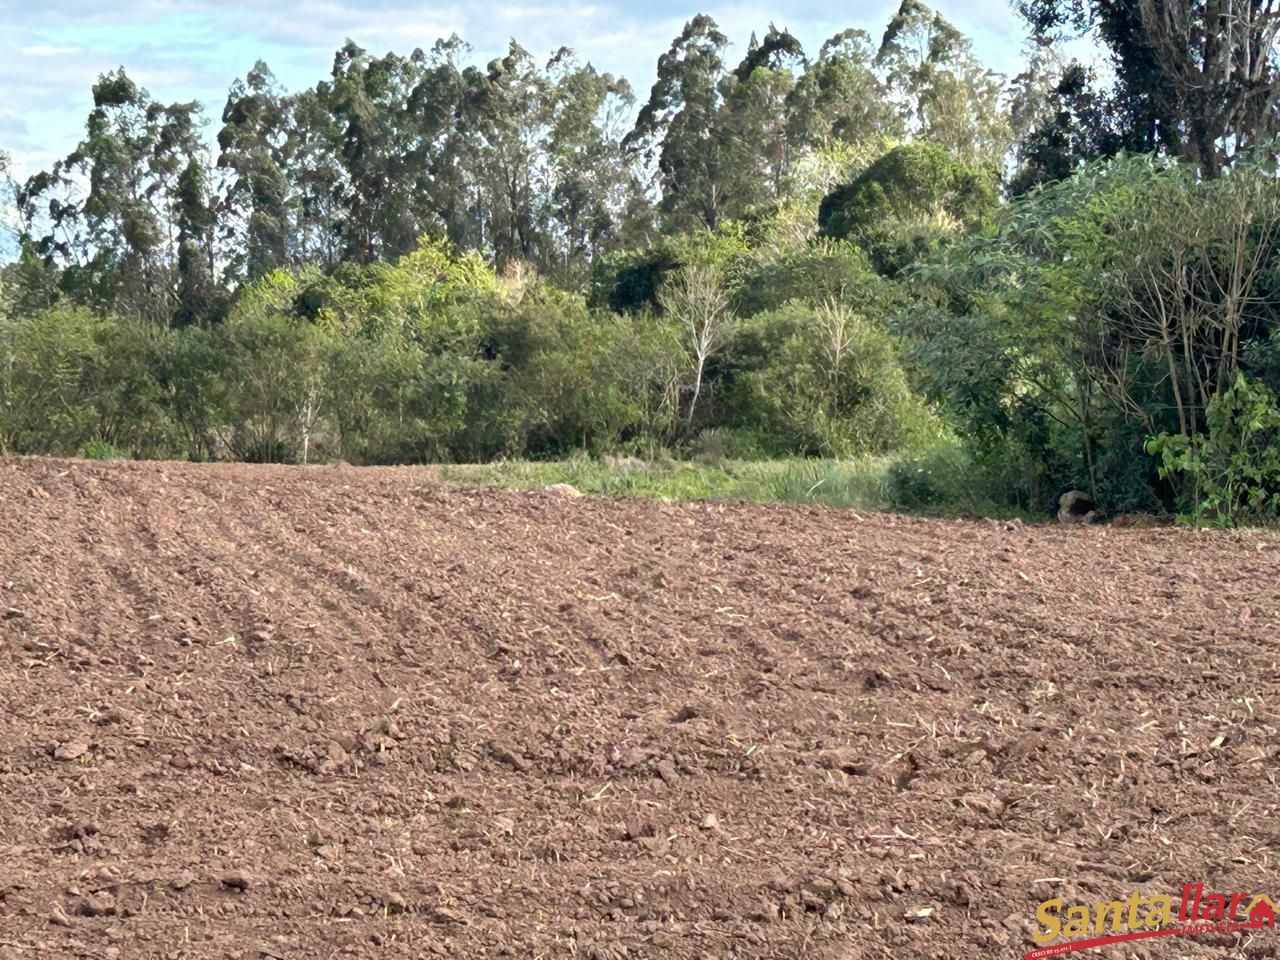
[218,61,292,283]
[785,29,901,150]
[716,26,806,213]
[454,41,553,265]
[0,151,16,261]
[876,0,1011,162]
[627,15,731,232]
[173,156,224,326]
[542,51,640,282]
[404,36,473,249]
[324,41,430,262]
[18,70,211,325]
[284,85,344,266]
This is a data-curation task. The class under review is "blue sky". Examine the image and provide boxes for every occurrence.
[0,0,1030,185]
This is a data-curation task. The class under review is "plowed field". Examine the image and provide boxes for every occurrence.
[1,458,1277,959]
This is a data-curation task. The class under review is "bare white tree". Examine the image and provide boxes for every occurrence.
[658,265,736,429]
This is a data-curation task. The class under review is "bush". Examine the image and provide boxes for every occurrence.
[726,300,937,457]
[731,239,892,317]
[84,320,176,457]
[324,336,480,463]
[818,142,998,275]
[1146,375,1280,526]
[0,305,173,457]
[589,224,751,314]
[887,437,1027,516]
[0,306,101,454]
[215,311,330,463]
[81,438,129,460]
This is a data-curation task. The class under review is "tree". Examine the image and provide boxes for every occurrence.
[456,42,553,266]
[404,36,480,251]
[876,0,1011,162]
[324,42,429,262]
[286,85,344,266]
[1019,0,1280,175]
[1081,156,1280,438]
[18,70,212,325]
[541,51,642,283]
[218,61,292,283]
[715,26,807,214]
[786,30,900,150]
[1008,59,1127,193]
[174,157,224,326]
[906,148,1280,511]
[0,151,16,262]
[627,16,731,232]
[658,263,737,430]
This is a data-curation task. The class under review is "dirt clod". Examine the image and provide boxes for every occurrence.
[543,483,583,498]
[170,871,196,891]
[74,894,115,917]
[488,741,530,772]
[220,872,253,892]
[51,740,90,762]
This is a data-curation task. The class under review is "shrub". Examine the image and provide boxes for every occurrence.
[215,311,331,463]
[81,438,129,460]
[818,142,998,275]
[0,305,173,457]
[731,239,892,317]
[0,305,103,454]
[1146,375,1280,526]
[727,300,937,457]
[887,437,1029,516]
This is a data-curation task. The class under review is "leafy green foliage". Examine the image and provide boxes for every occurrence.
[7,13,1280,528]
[727,300,936,456]
[1147,376,1280,526]
[819,142,998,275]
[900,148,1280,516]
[0,305,173,456]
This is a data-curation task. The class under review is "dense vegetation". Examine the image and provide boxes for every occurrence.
[2,0,1280,524]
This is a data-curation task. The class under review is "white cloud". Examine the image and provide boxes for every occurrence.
[18,44,83,56]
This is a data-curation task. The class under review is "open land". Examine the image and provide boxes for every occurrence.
[0,458,1277,959]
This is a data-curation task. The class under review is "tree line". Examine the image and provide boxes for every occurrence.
[2,0,1279,524]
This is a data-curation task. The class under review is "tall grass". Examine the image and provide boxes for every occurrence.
[441,455,895,510]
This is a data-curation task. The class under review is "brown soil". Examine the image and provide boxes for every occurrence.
[1,457,1278,960]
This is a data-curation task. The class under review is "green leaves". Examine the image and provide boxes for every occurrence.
[819,142,998,276]
[726,299,935,457]
[1148,375,1280,526]
[876,0,1011,163]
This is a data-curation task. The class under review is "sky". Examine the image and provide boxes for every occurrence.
[0,0,1031,186]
